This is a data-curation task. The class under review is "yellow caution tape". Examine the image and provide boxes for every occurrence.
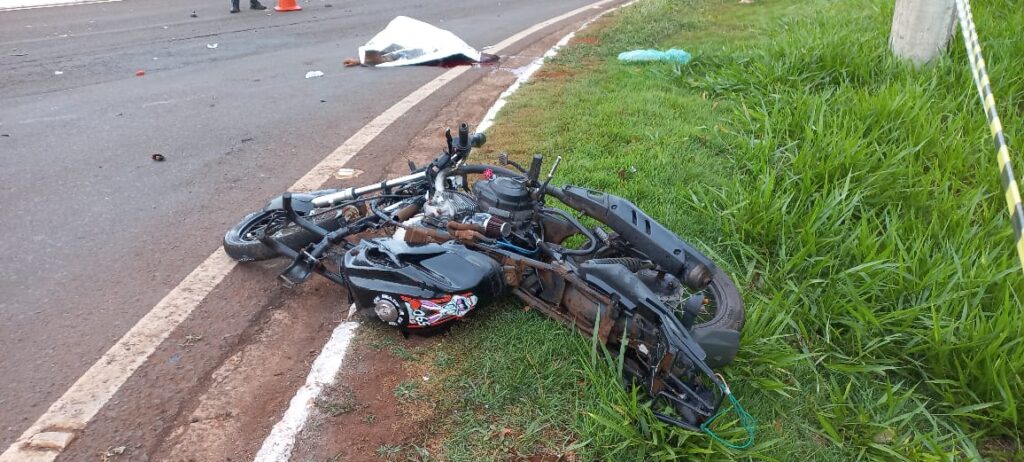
[953,0,1024,272]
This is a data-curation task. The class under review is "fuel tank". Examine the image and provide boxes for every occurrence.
[342,238,504,331]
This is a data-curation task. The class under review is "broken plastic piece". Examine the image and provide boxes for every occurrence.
[135,70,146,76]
[305,70,324,79]
[206,43,219,49]
[152,154,166,161]
[617,48,691,64]
[358,16,493,67]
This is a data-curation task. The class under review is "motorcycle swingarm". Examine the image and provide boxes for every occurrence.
[547,185,717,289]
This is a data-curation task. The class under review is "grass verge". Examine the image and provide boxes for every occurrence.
[395,0,1024,460]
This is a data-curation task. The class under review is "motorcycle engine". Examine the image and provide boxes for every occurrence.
[423,190,477,221]
[471,176,534,230]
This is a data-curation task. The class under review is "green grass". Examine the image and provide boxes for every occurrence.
[402,0,1024,460]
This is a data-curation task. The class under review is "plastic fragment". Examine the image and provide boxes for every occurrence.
[617,48,691,64]
[135,70,146,76]
[151,154,165,161]
[53,71,63,75]
[305,70,324,78]
[206,43,219,49]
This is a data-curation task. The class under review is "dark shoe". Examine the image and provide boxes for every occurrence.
[250,1,267,10]
[230,0,240,12]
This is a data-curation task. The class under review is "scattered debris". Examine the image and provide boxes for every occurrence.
[100,445,127,462]
[190,10,198,17]
[305,70,324,78]
[617,48,692,64]
[342,58,359,67]
[358,16,495,67]
[135,70,146,76]
[241,137,254,143]
[333,168,363,180]
[151,153,165,161]
[53,71,63,75]
[206,43,219,49]
[739,0,755,3]
[179,334,202,347]
[10,53,29,57]
[1,134,10,137]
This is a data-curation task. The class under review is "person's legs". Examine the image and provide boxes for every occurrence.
[229,0,240,13]
[250,0,267,10]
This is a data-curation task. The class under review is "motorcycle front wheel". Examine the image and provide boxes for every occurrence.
[223,206,343,262]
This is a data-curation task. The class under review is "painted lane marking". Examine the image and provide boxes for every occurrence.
[0,0,120,12]
[0,249,238,462]
[252,322,358,462]
[477,0,636,133]
[0,1,624,461]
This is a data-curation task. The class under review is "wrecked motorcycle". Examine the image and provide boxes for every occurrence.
[224,123,750,438]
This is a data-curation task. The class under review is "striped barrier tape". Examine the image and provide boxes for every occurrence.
[952,0,1024,272]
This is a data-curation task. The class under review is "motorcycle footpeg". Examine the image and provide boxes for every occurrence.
[280,250,316,285]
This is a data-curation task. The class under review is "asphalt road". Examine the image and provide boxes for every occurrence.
[0,0,596,449]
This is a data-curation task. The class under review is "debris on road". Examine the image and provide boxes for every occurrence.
[135,70,146,76]
[190,10,198,17]
[358,16,496,67]
[151,154,165,161]
[53,71,63,75]
[305,70,324,78]
[207,43,219,49]
[100,445,127,462]
[617,48,692,64]
[180,334,203,347]
[333,168,363,180]
[343,58,359,67]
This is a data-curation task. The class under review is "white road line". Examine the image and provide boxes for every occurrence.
[252,322,358,462]
[0,0,120,12]
[0,1,623,461]
[477,0,637,133]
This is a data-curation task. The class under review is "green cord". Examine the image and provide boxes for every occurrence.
[700,384,756,450]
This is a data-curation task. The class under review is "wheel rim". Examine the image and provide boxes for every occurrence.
[239,211,288,242]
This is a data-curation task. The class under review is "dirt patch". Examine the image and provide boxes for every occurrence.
[290,324,442,461]
[570,36,600,45]
[534,69,576,81]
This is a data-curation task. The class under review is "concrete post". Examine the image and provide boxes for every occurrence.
[890,0,957,65]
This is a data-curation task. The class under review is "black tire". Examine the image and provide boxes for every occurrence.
[691,267,745,334]
[223,209,341,262]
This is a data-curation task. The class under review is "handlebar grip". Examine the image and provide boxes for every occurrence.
[527,154,543,184]
[458,123,470,148]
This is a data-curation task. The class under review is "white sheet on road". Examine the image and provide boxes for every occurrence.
[358,16,483,67]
